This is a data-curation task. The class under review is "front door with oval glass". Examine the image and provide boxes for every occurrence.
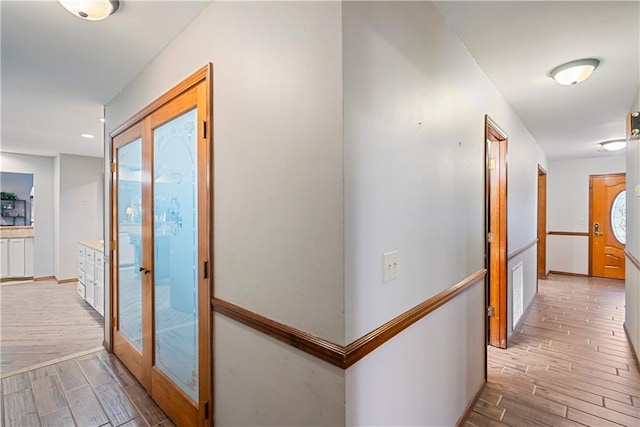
[590,173,625,279]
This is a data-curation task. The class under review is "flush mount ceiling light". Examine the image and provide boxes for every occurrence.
[550,58,600,85]
[81,133,95,139]
[58,0,120,21]
[599,139,627,151]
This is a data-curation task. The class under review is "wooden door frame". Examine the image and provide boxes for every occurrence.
[588,172,626,277]
[109,63,213,426]
[537,165,547,282]
[485,115,508,349]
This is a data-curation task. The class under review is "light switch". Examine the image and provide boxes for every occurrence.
[635,184,640,197]
[383,251,399,282]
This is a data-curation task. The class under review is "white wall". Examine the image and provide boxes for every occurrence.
[547,156,626,274]
[0,152,54,277]
[343,2,546,424]
[626,90,640,360]
[105,2,345,425]
[55,154,103,280]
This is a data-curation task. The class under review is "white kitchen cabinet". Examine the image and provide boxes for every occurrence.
[0,237,34,278]
[78,241,104,316]
[0,239,8,279]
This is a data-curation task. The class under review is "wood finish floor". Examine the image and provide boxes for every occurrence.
[0,280,104,374]
[465,274,640,427]
[1,348,171,427]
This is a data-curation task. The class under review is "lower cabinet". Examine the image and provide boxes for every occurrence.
[0,237,33,279]
[77,241,104,316]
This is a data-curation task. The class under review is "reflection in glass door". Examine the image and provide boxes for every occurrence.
[117,138,143,352]
[153,108,199,401]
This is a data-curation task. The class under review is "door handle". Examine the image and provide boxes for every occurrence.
[138,267,151,275]
[594,222,600,236]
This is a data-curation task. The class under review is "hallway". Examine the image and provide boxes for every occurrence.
[465,274,640,426]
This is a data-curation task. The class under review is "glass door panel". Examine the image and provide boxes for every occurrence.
[153,108,199,401]
[117,137,144,351]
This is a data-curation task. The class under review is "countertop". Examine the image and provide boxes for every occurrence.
[78,240,104,252]
[0,226,34,238]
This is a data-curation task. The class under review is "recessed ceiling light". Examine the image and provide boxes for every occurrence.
[81,133,95,139]
[99,118,106,123]
[599,139,626,151]
[58,0,120,21]
[550,58,600,85]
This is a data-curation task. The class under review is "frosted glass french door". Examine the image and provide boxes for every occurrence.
[111,66,211,426]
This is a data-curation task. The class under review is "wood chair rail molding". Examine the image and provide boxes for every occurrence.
[507,238,537,261]
[212,269,486,369]
[625,249,640,271]
[548,231,589,237]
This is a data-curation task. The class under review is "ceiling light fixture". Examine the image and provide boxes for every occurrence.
[599,139,627,152]
[99,118,106,123]
[549,58,600,86]
[81,133,95,139]
[58,0,120,21]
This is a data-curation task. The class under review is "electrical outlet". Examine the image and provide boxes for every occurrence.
[383,251,399,282]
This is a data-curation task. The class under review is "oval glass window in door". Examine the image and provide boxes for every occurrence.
[610,190,626,244]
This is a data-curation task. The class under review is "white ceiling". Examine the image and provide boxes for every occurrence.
[1,1,639,160]
[434,1,640,160]
[1,0,211,158]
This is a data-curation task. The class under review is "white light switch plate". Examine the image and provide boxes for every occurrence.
[635,184,640,197]
[383,251,399,282]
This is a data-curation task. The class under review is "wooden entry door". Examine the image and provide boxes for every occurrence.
[590,173,626,279]
[485,116,508,349]
[111,65,212,426]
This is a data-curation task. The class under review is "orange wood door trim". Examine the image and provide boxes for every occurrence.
[212,269,486,369]
[109,63,213,426]
[537,165,547,279]
[485,115,508,349]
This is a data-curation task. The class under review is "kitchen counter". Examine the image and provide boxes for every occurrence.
[78,240,104,253]
[0,226,34,238]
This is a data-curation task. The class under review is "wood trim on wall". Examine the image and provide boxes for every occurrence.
[33,275,55,282]
[1,276,34,283]
[212,298,346,368]
[212,269,487,369]
[548,231,589,237]
[345,269,486,367]
[547,270,589,278]
[56,277,77,284]
[625,249,640,271]
[507,238,537,261]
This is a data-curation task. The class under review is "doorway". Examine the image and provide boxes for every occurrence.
[589,173,626,279]
[485,115,508,349]
[110,64,213,426]
[537,166,547,280]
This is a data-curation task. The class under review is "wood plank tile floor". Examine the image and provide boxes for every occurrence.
[464,274,640,427]
[1,348,172,427]
[1,280,104,374]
